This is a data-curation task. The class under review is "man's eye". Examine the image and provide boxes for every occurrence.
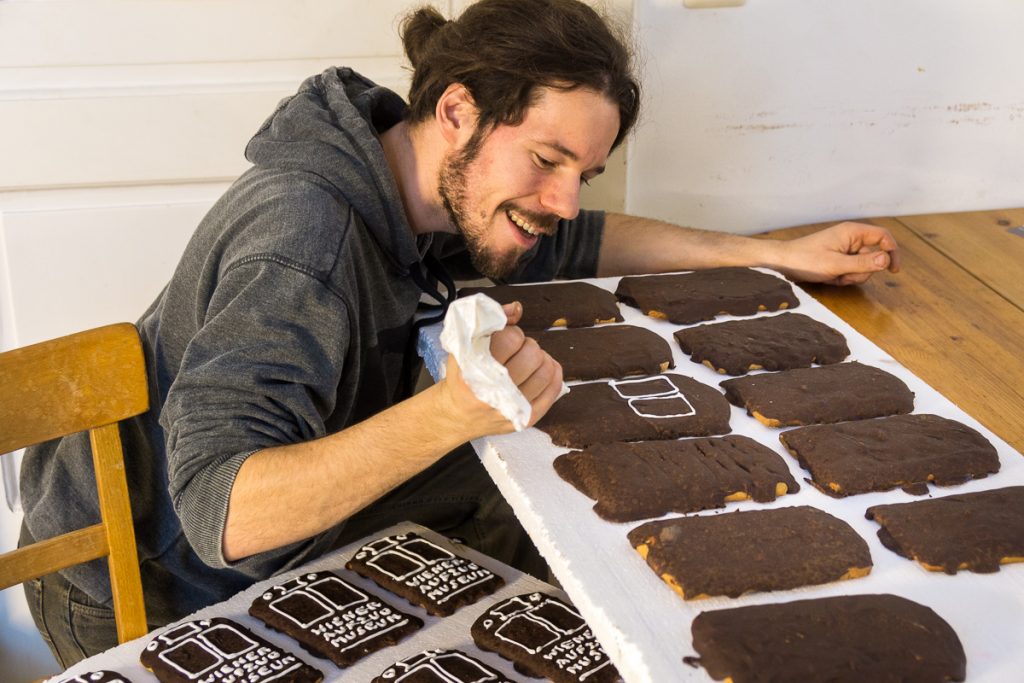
[533,154,556,170]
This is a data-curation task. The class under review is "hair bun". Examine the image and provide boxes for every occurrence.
[400,7,449,68]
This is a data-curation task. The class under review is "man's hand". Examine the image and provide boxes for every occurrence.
[775,221,901,286]
[440,302,564,437]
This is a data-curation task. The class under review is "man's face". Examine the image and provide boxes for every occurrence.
[438,87,620,279]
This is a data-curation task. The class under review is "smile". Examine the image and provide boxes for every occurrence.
[507,209,542,237]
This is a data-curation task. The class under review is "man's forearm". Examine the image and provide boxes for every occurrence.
[221,381,477,561]
[596,212,784,277]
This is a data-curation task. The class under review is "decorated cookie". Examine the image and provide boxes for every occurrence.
[249,571,421,667]
[866,486,1024,574]
[56,673,133,683]
[537,374,731,448]
[372,648,519,683]
[554,435,799,522]
[140,617,322,683]
[674,312,849,375]
[344,532,504,617]
[460,282,622,330]
[615,267,798,324]
[471,593,621,683]
[531,324,674,381]
[781,413,1000,497]
[720,362,914,427]
[686,594,966,683]
[628,506,872,599]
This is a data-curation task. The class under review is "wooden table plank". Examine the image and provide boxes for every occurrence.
[895,207,1024,312]
[761,217,1024,453]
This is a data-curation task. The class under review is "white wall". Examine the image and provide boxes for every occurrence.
[626,0,1024,232]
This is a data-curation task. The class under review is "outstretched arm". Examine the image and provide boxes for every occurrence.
[597,213,900,285]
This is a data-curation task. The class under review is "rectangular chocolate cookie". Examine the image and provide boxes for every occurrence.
[554,435,799,522]
[345,532,504,616]
[471,592,621,683]
[460,282,622,330]
[628,506,872,599]
[531,324,674,381]
[615,267,798,324]
[141,617,323,683]
[536,374,732,449]
[720,361,914,427]
[372,648,519,683]
[866,486,1024,574]
[685,594,966,683]
[674,312,849,375]
[248,571,421,668]
[781,413,1000,497]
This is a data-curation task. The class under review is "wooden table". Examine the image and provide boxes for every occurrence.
[761,207,1024,453]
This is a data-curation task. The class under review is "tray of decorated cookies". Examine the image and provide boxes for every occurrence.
[418,267,1024,683]
[51,521,628,683]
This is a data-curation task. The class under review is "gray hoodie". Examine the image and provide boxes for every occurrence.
[20,67,605,623]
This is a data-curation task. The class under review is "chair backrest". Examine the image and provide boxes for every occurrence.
[0,323,149,643]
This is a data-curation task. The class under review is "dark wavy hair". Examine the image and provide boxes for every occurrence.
[401,0,640,151]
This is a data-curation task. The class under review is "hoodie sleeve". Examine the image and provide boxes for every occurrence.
[161,256,351,571]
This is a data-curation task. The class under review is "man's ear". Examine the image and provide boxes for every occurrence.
[435,83,479,147]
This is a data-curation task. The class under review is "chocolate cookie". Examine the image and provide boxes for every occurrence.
[615,267,799,324]
[56,673,133,683]
[530,324,674,381]
[866,486,1024,574]
[471,593,621,683]
[345,532,504,616]
[460,282,622,330]
[720,362,915,427]
[781,413,1000,497]
[141,617,322,683]
[628,506,872,599]
[536,374,732,449]
[674,312,849,375]
[685,594,966,683]
[554,435,799,522]
[248,571,421,668]
[372,649,519,683]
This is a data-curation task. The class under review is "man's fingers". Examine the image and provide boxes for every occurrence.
[516,355,562,402]
[503,336,545,384]
[502,301,523,326]
[489,324,526,364]
[528,361,565,425]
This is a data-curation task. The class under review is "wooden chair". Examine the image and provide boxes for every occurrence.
[0,323,149,643]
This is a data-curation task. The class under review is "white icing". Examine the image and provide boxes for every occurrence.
[152,620,303,683]
[387,649,499,683]
[483,595,609,679]
[358,534,498,607]
[256,571,415,657]
[609,376,696,419]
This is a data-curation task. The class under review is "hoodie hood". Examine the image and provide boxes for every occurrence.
[245,67,421,274]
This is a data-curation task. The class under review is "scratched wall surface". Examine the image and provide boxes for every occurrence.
[627,0,1024,233]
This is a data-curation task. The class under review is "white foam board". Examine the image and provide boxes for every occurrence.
[418,269,1024,683]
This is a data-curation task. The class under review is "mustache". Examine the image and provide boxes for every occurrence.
[500,203,560,235]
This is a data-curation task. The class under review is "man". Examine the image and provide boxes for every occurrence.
[20,0,898,666]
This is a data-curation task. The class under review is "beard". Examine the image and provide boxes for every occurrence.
[437,128,527,280]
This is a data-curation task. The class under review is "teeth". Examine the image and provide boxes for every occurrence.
[507,210,540,236]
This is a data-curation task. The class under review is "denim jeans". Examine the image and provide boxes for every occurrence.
[21,443,548,668]
[21,543,124,670]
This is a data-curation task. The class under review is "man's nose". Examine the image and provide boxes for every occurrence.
[539,173,581,221]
